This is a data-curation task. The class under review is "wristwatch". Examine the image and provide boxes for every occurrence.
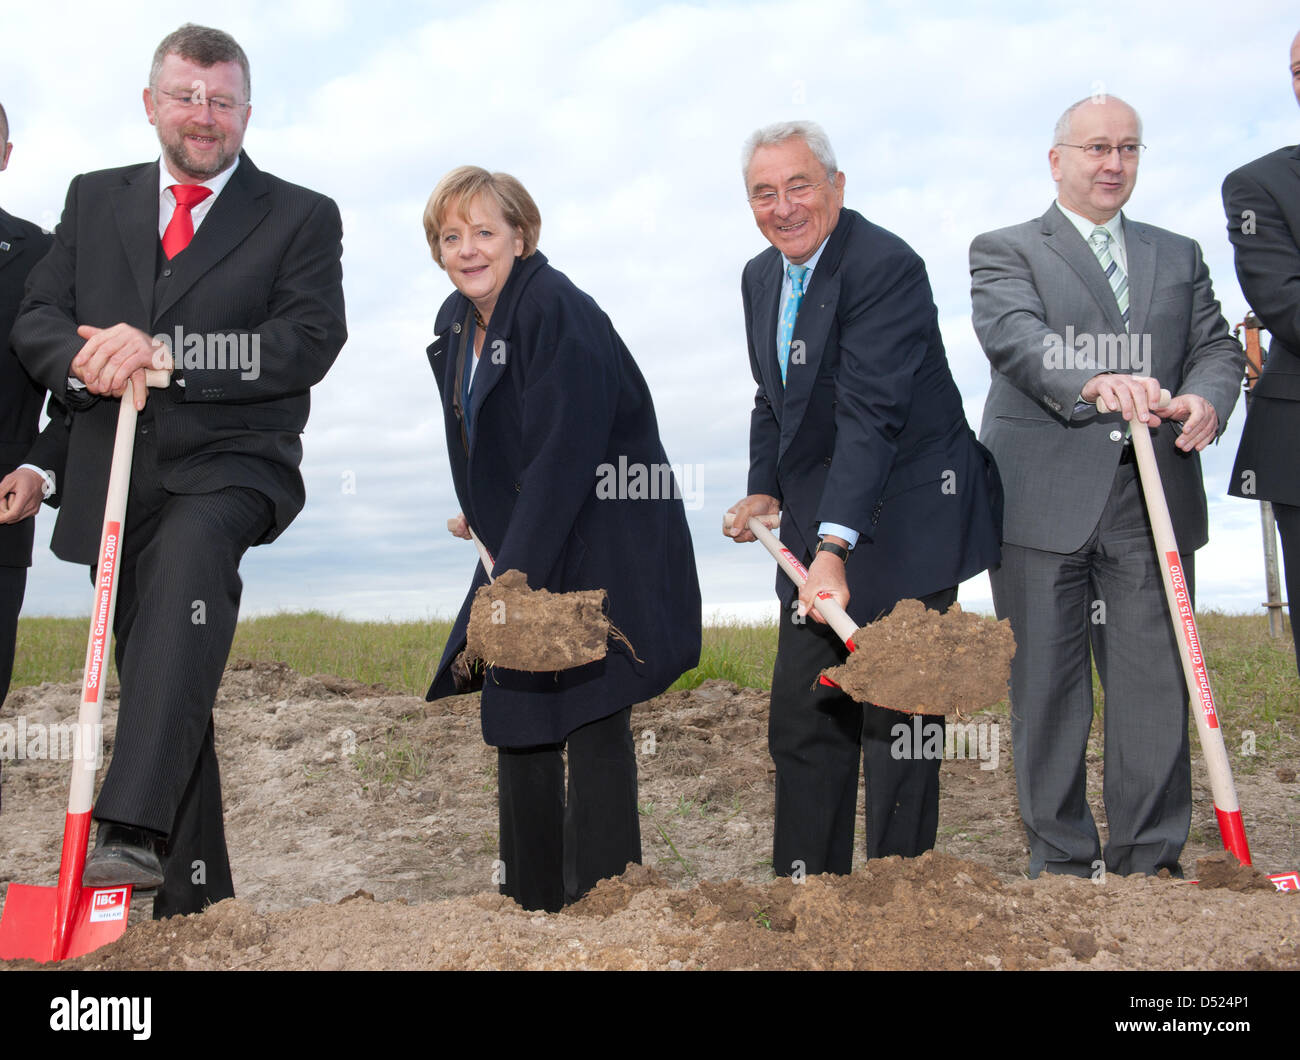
[816,540,850,564]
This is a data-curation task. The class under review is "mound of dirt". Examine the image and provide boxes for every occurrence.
[2,663,1297,971]
[823,600,1015,716]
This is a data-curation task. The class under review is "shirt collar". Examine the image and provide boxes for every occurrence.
[157,154,240,203]
[1058,201,1125,252]
[781,233,829,281]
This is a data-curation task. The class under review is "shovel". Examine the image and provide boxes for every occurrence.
[1117,393,1298,891]
[447,515,622,673]
[0,368,171,961]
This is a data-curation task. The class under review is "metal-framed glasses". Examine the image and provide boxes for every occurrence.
[155,88,248,117]
[1055,142,1145,160]
[748,181,824,211]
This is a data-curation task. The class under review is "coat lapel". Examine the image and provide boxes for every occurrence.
[1122,214,1155,337]
[465,253,544,441]
[751,253,783,417]
[779,268,839,462]
[1041,202,1127,336]
[111,164,161,321]
[773,207,852,461]
[0,208,24,277]
[152,152,271,322]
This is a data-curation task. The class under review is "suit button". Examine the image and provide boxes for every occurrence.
[823,456,832,467]
[162,268,172,277]
[1109,429,1123,442]
[452,322,462,334]
[513,482,521,492]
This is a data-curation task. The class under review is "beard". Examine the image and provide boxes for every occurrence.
[158,125,237,182]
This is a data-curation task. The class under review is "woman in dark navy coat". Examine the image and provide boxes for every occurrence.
[422,167,701,912]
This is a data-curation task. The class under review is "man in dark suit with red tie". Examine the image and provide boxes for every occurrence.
[12,24,347,917]
[726,121,1002,877]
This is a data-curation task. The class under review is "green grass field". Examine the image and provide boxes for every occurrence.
[12,610,1298,735]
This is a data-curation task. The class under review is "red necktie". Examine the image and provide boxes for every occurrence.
[161,184,213,259]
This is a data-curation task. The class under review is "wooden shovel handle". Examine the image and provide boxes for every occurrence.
[1119,403,1251,866]
[724,511,860,649]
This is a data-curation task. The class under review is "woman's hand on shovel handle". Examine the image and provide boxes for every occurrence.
[724,494,780,543]
[799,540,850,624]
[446,512,471,540]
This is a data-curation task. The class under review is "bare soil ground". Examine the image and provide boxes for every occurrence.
[1,661,1297,970]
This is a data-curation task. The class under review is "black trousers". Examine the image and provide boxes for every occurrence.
[769,585,955,877]
[92,431,272,919]
[496,705,641,913]
[1273,501,1300,680]
[0,564,26,809]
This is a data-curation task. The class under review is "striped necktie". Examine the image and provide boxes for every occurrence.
[1089,226,1130,331]
[778,263,808,386]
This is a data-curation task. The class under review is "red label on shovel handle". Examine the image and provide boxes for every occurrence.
[780,548,808,579]
[1164,550,1218,730]
[83,523,120,704]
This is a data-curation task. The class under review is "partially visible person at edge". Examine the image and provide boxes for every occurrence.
[422,166,702,913]
[1222,29,1300,678]
[0,98,63,810]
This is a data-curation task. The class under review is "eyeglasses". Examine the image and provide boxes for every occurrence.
[748,181,824,211]
[155,88,248,116]
[1056,142,1145,160]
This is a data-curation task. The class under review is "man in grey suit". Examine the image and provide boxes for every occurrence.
[970,95,1243,878]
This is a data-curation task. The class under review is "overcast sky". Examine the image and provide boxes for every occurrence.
[2,0,1296,624]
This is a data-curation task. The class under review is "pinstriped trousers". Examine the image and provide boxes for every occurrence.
[93,426,273,918]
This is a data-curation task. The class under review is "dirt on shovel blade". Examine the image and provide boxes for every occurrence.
[821,599,1015,717]
[466,569,610,672]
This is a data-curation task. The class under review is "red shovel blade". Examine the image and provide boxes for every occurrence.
[0,810,132,962]
[0,882,132,963]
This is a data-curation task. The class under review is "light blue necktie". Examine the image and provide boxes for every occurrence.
[1089,226,1130,332]
[778,263,808,386]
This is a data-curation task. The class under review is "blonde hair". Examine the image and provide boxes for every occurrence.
[423,166,541,268]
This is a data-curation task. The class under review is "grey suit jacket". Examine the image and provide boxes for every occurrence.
[971,202,1243,554]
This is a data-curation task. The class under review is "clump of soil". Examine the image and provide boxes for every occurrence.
[822,600,1016,716]
[1195,850,1277,892]
[466,569,611,671]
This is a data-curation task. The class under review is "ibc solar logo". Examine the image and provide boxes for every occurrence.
[88,886,129,922]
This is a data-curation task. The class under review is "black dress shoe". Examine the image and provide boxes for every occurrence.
[82,822,166,890]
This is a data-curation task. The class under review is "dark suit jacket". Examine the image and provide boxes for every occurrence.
[972,203,1244,554]
[743,207,1001,624]
[11,152,347,565]
[0,207,53,567]
[425,252,702,747]
[1223,146,1300,506]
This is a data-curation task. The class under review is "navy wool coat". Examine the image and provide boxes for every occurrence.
[426,251,702,747]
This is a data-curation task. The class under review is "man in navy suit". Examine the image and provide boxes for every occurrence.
[0,101,56,715]
[727,121,1001,877]
[12,25,346,916]
[1223,29,1300,678]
